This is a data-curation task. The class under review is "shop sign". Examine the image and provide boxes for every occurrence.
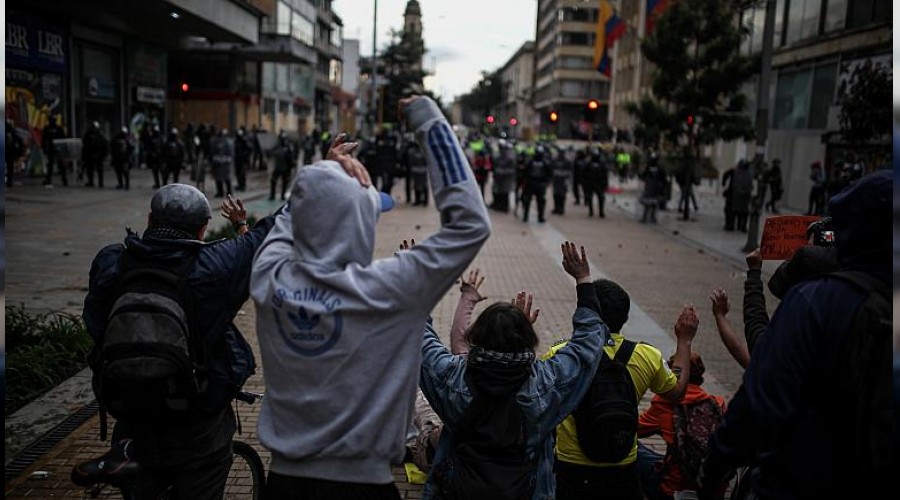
[86,76,116,100]
[136,86,166,105]
[6,13,67,73]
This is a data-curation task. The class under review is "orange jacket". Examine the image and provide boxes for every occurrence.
[638,385,726,496]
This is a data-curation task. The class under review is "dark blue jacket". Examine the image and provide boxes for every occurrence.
[706,170,891,499]
[84,214,277,417]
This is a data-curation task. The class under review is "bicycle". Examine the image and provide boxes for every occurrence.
[72,391,266,499]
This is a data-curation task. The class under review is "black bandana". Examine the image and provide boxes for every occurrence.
[143,226,196,241]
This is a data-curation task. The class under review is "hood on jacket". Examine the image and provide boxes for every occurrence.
[124,230,204,266]
[465,347,534,399]
[289,161,385,270]
[828,170,891,281]
[768,246,840,299]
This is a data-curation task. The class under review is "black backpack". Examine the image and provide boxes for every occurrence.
[573,339,638,463]
[433,377,537,499]
[92,250,204,428]
[828,271,891,481]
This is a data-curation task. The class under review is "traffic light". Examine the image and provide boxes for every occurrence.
[686,114,694,126]
[486,115,495,124]
[585,99,600,122]
[180,82,189,92]
[549,111,559,123]
[509,117,518,126]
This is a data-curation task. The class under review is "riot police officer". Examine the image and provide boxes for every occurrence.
[522,145,552,223]
[491,141,516,213]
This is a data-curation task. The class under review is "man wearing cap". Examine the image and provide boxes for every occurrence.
[82,136,369,497]
[82,184,271,497]
[251,95,491,498]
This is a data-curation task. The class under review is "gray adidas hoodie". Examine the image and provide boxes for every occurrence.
[250,97,491,484]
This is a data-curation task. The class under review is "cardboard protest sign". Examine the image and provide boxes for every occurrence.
[760,215,821,260]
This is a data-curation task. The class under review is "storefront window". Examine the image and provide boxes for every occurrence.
[808,63,837,129]
[773,68,812,129]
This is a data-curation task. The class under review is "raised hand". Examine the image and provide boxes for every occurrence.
[220,194,247,225]
[460,268,487,302]
[326,132,370,188]
[745,249,762,271]
[561,241,591,283]
[709,288,729,317]
[674,305,700,342]
[512,290,540,324]
[394,238,416,257]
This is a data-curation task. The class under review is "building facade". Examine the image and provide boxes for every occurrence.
[497,42,536,140]
[6,0,262,175]
[533,0,611,139]
[608,0,650,138]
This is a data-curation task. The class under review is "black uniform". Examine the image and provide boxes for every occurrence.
[82,126,109,188]
[522,151,552,223]
[162,133,186,185]
[551,151,572,215]
[145,128,163,189]
[404,143,429,206]
[110,130,134,190]
[491,148,516,213]
[234,129,251,191]
[374,131,398,195]
[42,118,67,187]
[583,151,609,218]
[270,135,294,201]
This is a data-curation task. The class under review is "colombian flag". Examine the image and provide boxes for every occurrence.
[593,0,627,77]
[646,0,670,34]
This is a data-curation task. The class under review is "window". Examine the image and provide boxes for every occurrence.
[330,25,342,48]
[808,63,837,128]
[774,0,787,46]
[773,68,812,129]
[276,63,289,93]
[823,0,848,31]
[559,56,592,69]
[277,1,291,35]
[262,62,276,92]
[560,32,593,46]
[847,0,890,28]
[785,0,822,44]
[558,7,598,23]
[292,13,314,45]
[329,59,342,85]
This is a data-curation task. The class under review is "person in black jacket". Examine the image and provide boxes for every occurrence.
[234,127,251,192]
[702,171,892,499]
[83,184,280,499]
[162,128,186,186]
[82,121,109,188]
[522,146,552,223]
[42,114,67,187]
[110,127,134,190]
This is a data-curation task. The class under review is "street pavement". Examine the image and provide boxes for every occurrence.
[5,167,781,496]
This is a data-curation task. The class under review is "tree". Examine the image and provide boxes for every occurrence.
[457,71,503,128]
[837,59,892,145]
[627,0,756,219]
[380,28,428,124]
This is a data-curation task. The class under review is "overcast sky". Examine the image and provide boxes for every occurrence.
[336,0,538,102]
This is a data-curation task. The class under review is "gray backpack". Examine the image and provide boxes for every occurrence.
[92,251,203,427]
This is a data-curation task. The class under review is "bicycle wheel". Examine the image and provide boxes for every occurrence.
[225,441,265,500]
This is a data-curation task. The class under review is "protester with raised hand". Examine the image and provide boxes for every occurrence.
[419,241,608,499]
[709,288,750,369]
[251,95,490,499]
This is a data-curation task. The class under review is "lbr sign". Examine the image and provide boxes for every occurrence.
[5,14,67,73]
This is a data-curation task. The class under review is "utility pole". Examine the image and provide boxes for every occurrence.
[744,0,776,252]
[369,0,378,137]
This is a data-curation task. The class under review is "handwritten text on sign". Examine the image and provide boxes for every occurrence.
[760,216,821,260]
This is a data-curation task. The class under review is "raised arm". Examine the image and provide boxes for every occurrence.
[710,288,750,369]
[370,96,491,309]
[742,249,769,353]
[659,305,698,402]
[449,268,487,355]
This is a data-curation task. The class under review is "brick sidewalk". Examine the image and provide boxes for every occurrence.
[6,176,737,497]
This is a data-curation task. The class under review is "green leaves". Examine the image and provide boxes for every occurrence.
[5,305,92,416]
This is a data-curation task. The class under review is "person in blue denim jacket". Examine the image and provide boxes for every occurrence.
[419,242,609,499]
